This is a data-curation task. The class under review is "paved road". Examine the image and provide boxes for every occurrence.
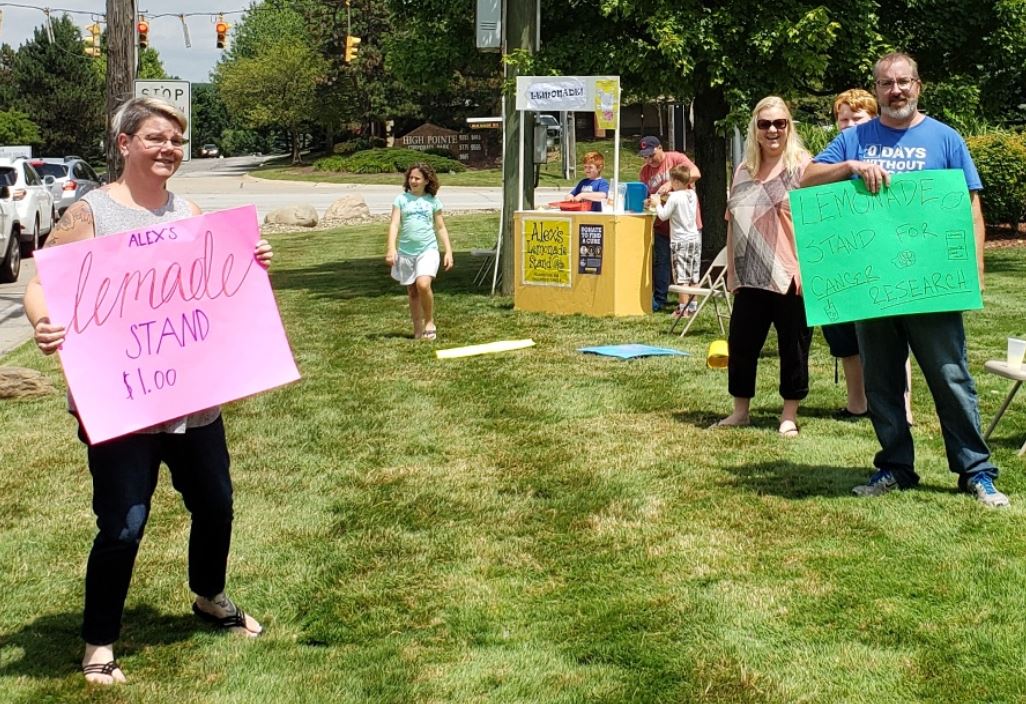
[172,155,565,220]
[0,258,34,357]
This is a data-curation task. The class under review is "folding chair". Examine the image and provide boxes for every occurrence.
[471,248,498,287]
[982,359,1026,455]
[667,246,732,337]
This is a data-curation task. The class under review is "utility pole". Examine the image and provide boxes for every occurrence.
[105,0,136,180]
[499,0,538,294]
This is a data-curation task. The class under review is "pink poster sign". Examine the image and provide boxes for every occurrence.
[33,205,300,443]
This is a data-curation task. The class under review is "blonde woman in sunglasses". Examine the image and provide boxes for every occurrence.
[711,96,812,438]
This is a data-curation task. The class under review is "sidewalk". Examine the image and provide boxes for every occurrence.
[0,258,34,358]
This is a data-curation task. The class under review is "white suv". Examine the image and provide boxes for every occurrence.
[0,157,57,255]
[0,186,18,282]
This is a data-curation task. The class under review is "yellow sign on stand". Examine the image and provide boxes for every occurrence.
[522,217,572,286]
[514,211,654,317]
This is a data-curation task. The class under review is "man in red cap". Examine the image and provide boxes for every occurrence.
[639,136,702,311]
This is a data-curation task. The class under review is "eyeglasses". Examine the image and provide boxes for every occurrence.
[756,119,789,131]
[875,77,918,91]
[132,134,189,150]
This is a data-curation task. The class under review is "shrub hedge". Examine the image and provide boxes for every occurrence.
[967,132,1026,227]
[314,148,465,174]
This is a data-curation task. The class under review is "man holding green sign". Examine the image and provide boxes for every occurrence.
[800,51,1008,508]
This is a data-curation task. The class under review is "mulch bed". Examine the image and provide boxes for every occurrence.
[984,224,1026,249]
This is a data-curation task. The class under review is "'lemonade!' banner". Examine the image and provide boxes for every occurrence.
[34,205,301,443]
[522,217,571,287]
[789,169,981,327]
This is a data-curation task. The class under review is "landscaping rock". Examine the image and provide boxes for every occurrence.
[264,205,319,227]
[0,367,56,398]
[324,195,372,222]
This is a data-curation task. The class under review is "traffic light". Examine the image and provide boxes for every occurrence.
[344,35,361,63]
[83,22,101,58]
[215,19,229,49]
[137,17,149,50]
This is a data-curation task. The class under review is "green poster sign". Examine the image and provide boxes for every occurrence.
[789,169,981,327]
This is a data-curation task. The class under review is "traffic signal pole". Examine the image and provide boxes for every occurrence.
[499,0,538,294]
[105,0,136,180]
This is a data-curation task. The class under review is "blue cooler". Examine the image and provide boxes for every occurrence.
[624,182,648,212]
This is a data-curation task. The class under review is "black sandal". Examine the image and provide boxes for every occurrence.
[82,660,123,682]
[192,602,261,636]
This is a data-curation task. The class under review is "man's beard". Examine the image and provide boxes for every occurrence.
[882,97,918,120]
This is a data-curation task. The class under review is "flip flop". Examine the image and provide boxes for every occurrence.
[708,417,750,430]
[422,327,437,341]
[833,407,869,420]
[779,420,799,438]
[192,602,262,637]
[82,660,124,685]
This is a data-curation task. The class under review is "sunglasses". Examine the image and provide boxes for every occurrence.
[756,119,789,131]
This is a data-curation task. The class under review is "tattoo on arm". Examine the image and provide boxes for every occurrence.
[46,203,94,247]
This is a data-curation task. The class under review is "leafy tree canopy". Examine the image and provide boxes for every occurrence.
[0,109,42,145]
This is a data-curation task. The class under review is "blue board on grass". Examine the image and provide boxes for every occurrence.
[578,344,688,360]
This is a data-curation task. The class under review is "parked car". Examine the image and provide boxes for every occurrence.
[0,157,56,255]
[0,186,18,283]
[199,143,220,158]
[535,113,562,147]
[34,157,102,216]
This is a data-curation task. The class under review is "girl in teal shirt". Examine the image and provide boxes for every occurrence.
[385,162,454,340]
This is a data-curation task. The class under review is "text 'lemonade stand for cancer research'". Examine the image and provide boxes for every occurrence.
[34,205,300,443]
[789,169,982,327]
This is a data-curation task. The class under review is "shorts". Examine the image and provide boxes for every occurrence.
[822,322,859,358]
[670,239,701,285]
[391,249,440,285]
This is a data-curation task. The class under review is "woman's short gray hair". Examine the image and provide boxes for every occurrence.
[111,96,187,139]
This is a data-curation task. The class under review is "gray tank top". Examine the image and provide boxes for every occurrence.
[82,188,193,236]
[74,187,220,434]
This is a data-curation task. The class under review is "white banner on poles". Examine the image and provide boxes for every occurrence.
[515,75,619,112]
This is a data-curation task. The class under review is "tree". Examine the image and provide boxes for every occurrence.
[553,1,882,254]
[875,0,1026,130]
[0,110,42,145]
[191,83,230,153]
[12,15,105,159]
[0,44,17,107]
[218,38,328,163]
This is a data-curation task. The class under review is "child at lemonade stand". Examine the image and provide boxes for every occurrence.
[385,162,454,340]
[566,151,610,211]
[650,165,700,318]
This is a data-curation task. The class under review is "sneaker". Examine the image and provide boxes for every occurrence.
[852,470,899,497]
[965,474,1010,508]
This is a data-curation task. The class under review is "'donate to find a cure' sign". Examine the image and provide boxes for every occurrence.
[789,169,981,327]
[33,206,301,443]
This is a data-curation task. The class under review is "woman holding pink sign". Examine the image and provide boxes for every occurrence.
[23,96,271,685]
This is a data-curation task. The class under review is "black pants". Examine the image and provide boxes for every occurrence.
[79,415,233,645]
[727,286,812,400]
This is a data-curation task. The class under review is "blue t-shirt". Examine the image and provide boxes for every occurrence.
[570,177,610,212]
[814,115,982,190]
[393,192,442,255]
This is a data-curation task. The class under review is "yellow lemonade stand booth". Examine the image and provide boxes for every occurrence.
[510,75,654,316]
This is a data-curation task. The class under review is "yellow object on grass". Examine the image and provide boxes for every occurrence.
[707,339,729,369]
[436,339,536,360]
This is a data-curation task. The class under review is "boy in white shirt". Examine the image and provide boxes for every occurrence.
[650,165,700,317]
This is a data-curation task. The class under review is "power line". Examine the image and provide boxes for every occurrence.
[0,3,250,19]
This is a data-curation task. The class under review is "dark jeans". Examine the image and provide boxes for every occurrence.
[652,233,671,308]
[727,285,812,400]
[856,312,997,488]
[79,415,233,645]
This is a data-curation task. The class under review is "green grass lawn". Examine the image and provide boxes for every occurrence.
[254,139,648,189]
[2,215,1026,702]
